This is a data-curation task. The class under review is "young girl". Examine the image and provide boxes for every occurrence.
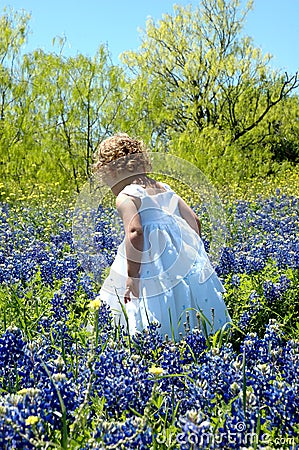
[92,133,231,341]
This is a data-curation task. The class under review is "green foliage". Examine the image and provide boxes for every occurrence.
[0,271,60,338]
[224,261,299,345]
[16,46,127,192]
[0,2,298,195]
[0,8,130,195]
[120,0,299,184]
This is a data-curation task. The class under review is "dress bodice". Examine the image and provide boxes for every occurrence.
[98,180,231,341]
[119,182,180,225]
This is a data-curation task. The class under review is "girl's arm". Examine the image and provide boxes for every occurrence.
[116,193,144,278]
[177,197,201,237]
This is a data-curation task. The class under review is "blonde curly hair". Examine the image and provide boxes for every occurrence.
[92,133,152,175]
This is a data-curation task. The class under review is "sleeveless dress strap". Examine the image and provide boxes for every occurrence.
[168,193,179,214]
[119,184,144,198]
[120,182,172,197]
[162,182,173,191]
[119,182,178,214]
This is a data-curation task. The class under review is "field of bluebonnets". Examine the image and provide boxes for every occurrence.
[0,169,299,450]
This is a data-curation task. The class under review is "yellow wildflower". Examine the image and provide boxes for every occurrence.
[149,366,164,376]
[88,298,101,310]
[17,388,40,397]
[25,416,39,426]
[17,388,31,395]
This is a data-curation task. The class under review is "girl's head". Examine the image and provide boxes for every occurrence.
[92,134,152,181]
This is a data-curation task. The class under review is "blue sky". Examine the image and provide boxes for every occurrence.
[4,0,299,73]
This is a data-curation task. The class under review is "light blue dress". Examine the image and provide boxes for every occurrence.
[98,182,232,341]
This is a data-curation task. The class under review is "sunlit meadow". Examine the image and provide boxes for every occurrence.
[0,168,298,449]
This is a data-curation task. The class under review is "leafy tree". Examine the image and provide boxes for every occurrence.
[22,45,127,192]
[121,0,299,182]
[253,95,299,165]
[0,8,128,194]
[1,2,298,196]
[0,8,32,185]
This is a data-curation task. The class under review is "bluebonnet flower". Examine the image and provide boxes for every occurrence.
[36,317,75,363]
[237,322,298,437]
[94,300,114,338]
[239,320,283,371]
[231,274,240,287]
[79,273,97,299]
[89,417,152,449]
[49,275,80,321]
[94,206,124,266]
[38,375,80,427]
[160,344,186,391]
[0,376,80,446]
[51,292,69,321]
[177,410,213,450]
[279,339,299,385]
[216,246,236,276]
[50,229,73,251]
[84,346,154,418]
[263,274,291,304]
[217,392,263,449]
[0,390,47,449]
[217,193,299,276]
[181,328,207,364]
[263,379,299,435]
[0,327,33,393]
[54,254,79,282]
[132,322,164,362]
[238,311,252,330]
[156,342,238,419]
[188,344,239,406]
[0,202,86,295]
[238,291,262,331]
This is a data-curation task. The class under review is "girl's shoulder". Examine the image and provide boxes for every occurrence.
[118,183,144,198]
[119,181,173,197]
[156,181,173,192]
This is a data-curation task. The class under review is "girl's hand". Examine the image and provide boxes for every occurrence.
[124,276,140,304]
